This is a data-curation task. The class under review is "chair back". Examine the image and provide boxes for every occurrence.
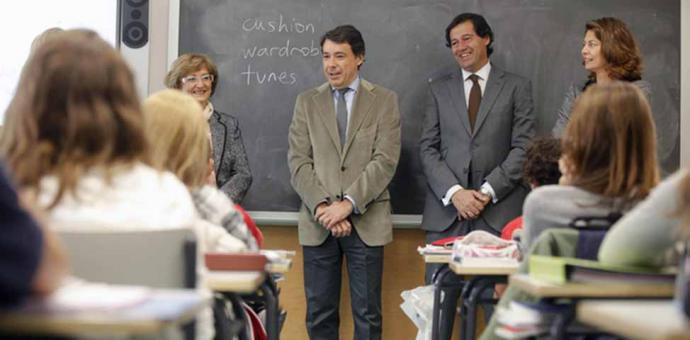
[570,213,622,260]
[57,228,196,288]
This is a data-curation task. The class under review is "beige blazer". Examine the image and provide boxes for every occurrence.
[288,79,401,246]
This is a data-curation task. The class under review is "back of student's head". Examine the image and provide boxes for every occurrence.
[523,136,561,187]
[562,81,659,200]
[2,29,148,204]
[143,89,209,189]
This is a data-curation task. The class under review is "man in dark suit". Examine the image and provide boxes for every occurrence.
[419,13,535,338]
[288,25,401,340]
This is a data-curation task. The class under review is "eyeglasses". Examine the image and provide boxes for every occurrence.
[181,74,214,85]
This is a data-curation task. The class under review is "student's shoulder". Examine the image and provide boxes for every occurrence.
[525,185,592,207]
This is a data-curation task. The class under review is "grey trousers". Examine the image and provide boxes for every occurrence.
[303,229,384,340]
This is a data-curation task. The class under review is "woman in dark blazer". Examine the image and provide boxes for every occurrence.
[165,53,252,203]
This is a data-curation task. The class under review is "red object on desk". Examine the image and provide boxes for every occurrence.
[204,253,267,271]
[430,235,464,247]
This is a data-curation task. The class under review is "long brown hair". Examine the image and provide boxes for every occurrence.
[585,17,643,83]
[561,82,659,201]
[1,29,149,207]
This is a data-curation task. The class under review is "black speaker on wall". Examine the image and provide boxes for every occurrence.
[119,0,149,98]
[120,0,149,48]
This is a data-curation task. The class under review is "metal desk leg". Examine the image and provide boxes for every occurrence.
[458,276,480,340]
[431,265,465,340]
[549,302,575,340]
[462,276,505,340]
[260,280,279,340]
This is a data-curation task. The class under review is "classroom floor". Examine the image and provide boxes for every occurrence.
[262,226,428,339]
[263,226,488,339]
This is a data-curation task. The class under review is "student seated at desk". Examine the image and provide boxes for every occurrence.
[598,168,689,267]
[143,89,259,251]
[0,165,67,308]
[480,82,660,340]
[0,29,243,340]
[520,82,659,251]
[500,136,562,241]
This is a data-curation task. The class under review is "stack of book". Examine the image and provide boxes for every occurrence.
[529,255,676,285]
[417,244,454,263]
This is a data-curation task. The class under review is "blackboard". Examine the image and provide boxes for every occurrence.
[179,0,680,214]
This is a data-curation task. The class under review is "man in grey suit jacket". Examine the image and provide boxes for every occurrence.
[288,25,401,340]
[419,13,535,338]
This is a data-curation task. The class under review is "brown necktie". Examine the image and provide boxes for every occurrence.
[467,74,481,131]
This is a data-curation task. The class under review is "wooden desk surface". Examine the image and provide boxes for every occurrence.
[449,261,519,275]
[577,300,690,340]
[266,259,293,274]
[510,274,675,298]
[205,270,266,293]
[0,289,206,336]
[424,254,452,264]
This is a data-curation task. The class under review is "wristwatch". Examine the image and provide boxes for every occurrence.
[479,186,491,198]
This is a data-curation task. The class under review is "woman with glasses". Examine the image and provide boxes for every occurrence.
[166,53,252,203]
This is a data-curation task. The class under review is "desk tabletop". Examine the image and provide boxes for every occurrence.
[0,289,207,336]
[449,261,519,275]
[205,270,266,293]
[510,274,675,298]
[266,259,293,274]
[424,254,452,264]
[577,300,690,340]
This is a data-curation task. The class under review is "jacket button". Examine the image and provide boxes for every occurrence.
[341,166,346,171]
[336,194,341,199]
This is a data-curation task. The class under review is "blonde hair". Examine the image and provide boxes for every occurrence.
[1,29,148,207]
[143,89,210,188]
[562,82,659,201]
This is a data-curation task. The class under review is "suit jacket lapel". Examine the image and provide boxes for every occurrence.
[473,66,505,135]
[209,111,226,172]
[446,70,472,136]
[342,79,375,159]
[312,83,342,154]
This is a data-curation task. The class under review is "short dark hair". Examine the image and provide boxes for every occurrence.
[445,13,494,56]
[523,136,562,186]
[320,25,366,58]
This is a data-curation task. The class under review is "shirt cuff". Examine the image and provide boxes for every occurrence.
[344,195,359,214]
[313,198,330,217]
[480,182,498,204]
[442,184,463,206]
